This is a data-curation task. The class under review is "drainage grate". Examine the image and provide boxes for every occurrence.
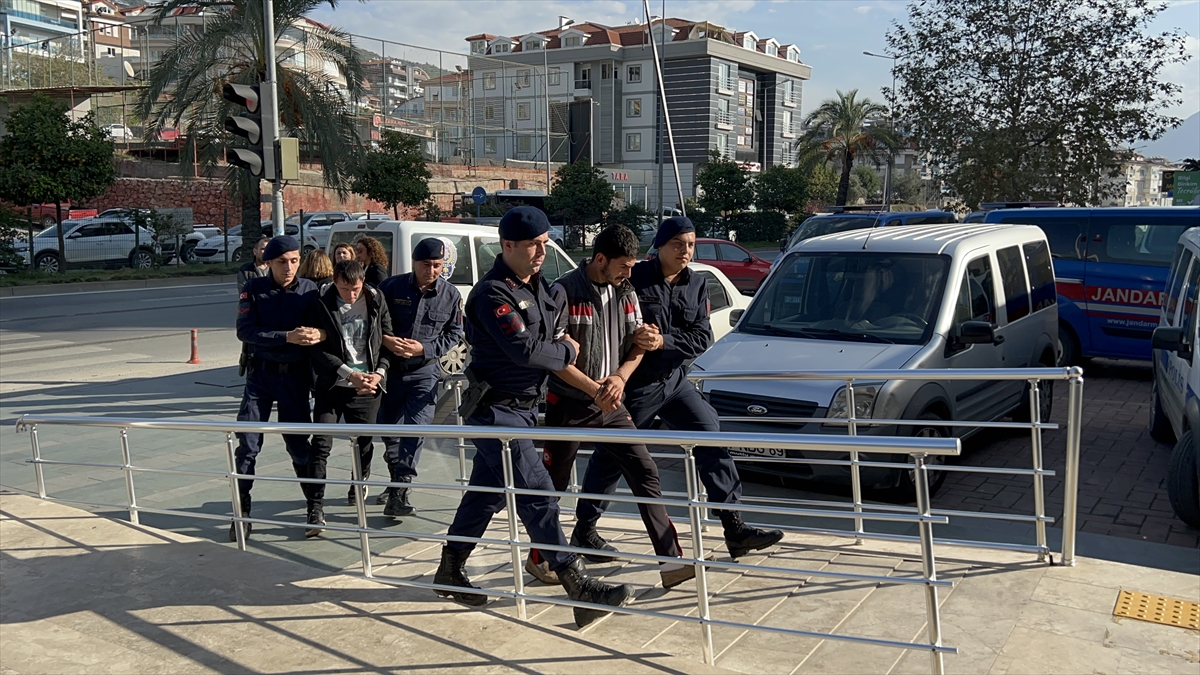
[1113,590,1200,630]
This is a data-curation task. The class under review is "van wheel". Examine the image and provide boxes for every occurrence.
[878,413,949,503]
[1150,380,1176,444]
[1167,431,1200,529]
[440,341,468,376]
[1058,324,1080,367]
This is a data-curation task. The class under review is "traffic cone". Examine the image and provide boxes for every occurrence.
[187,329,202,365]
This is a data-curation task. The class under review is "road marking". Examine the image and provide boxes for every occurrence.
[0,332,42,343]
[139,292,234,302]
[1,351,147,376]
[0,339,74,352]
[1,282,236,299]
[0,345,112,363]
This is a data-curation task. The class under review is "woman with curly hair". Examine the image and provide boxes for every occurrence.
[354,236,389,287]
[298,248,334,288]
[332,242,356,264]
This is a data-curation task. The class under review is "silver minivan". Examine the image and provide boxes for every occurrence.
[693,224,1060,498]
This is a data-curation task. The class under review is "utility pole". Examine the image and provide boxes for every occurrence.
[262,0,284,236]
[864,50,897,210]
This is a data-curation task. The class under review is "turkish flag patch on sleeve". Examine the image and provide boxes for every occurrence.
[494,303,513,318]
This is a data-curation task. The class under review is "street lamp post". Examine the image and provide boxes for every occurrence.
[864,50,897,210]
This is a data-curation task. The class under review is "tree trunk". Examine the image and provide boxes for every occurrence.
[54,201,68,272]
[393,204,399,220]
[836,151,854,206]
[241,190,263,257]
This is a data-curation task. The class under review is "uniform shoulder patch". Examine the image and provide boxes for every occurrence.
[504,278,519,290]
[239,292,249,301]
[495,303,513,318]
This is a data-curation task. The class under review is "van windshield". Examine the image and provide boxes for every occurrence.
[741,252,949,345]
[787,215,880,250]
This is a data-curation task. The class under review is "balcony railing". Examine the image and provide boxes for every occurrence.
[2,8,78,29]
[574,79,591,90]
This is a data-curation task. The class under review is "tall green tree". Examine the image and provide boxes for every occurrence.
[1182,159,1200,172]
[546,162,615,248]
[807,164,839,207]
[852,165,881,202]
[351,131,432,219]
[135,0,366,243]
[799,90,896,207]
[0,95,116,272]
[887,0,1190,208]
[754,165,809,215]
[696,151,754,216]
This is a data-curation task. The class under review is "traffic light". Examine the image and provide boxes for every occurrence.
[222,82,274,179]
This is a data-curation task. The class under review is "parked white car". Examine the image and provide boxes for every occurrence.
[192,222,320,264]
[14,218,160,273]
[1149,226,1200,529]
[102,124,135,141]
[693,223,1060,500]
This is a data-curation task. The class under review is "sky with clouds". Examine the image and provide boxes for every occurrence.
[312,0,1200,122]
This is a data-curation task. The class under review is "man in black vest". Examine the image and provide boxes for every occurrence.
[536,225,693,590]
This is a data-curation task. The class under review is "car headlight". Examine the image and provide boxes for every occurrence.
[826,384,882,421]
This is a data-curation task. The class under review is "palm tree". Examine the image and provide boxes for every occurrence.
[799,89,896,206]
[135,0,366,243]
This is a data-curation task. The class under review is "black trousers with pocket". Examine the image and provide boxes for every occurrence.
[310,385,382,504]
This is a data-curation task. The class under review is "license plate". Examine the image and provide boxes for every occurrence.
[731,447,787,458]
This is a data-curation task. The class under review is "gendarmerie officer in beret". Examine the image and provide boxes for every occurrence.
[583,217,785,560]
[433,206,631,628]
[232,235,323,542]
[374,238,464,518]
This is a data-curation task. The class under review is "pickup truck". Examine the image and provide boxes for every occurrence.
[28,203,98,227]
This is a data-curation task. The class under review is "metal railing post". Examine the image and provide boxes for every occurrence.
[1061,369,1085,567]
[349,438,373,578]
[29,424,46,499]
[454,380,468,483]
[118,428,139,525]
[913,453,945,675]
[225,432,247,551]
[684,445,715,666]
[500,438,527,621]
[846,380,864,542]
[1028,380,1048,562]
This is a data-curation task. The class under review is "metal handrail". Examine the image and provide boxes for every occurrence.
[686,366,1086,567]
[16,415,958,674]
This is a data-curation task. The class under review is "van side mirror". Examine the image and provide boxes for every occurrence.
[779,237,788,252]
[730,309,745,328]
[1152,326,1191,359]
[955,321,1005,346]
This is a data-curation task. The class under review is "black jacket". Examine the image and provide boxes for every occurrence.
[365,263,388,288]
[304,284,394,391]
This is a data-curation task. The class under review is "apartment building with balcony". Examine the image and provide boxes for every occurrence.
[363,58,427,114]
[423,71,470,160]
[464,17,811,208]
[2,0,85,55]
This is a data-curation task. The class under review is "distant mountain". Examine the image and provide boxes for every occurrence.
[1136,112,1200,162]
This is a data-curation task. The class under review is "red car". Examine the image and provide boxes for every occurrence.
[648,238,772,294]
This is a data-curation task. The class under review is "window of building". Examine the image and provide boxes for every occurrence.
[548,68,562,86]
[483,72,496,90]
[517,102,531,120]
[627,65,641,83]
[782,110,794,137]
[743,35,755,50]
[446,109,458,122]
[717,98,731,127]
[717,62,731,92]
[766,42,778,57]
[524,39,542,51]
[563,35,582,48]
[781,80,795,107]
[517,69,530,88]
[484,137,497,154]
[715,134,729,157]
[626,98,641,118]
[517,136,532,153]
[471,41,486,55]
[493,42,510,54]
[484,105,495,120]
[626,133,641,152]
[787,46,801,62]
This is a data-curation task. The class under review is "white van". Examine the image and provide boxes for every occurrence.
[1148,227,1200,528]
[692,224,1059,499]
[326,220,748,374]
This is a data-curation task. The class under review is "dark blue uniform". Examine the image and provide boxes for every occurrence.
[376,272,464,482]
[581,257,743,515]
[445,256,579,571]
[234,274,319,497]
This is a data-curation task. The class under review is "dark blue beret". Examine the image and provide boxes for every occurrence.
[654,216,696,249]
[262,235,299,261]
[499,206,550,241]
[413,237,446,261]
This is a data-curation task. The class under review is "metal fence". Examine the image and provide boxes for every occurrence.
[438,366,1086,567]
[16,415,961,674]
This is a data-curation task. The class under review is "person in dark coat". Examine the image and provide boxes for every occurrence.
[355,236,389,287]
[302,260,394,537]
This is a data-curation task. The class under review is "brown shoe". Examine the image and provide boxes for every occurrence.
[524,552,562,585]
[660,563,696,589]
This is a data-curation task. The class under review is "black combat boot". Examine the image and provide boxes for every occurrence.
[375,487,392,506]
[720,510,784,559]
[432,545,487,607]
[304,501,326,538]
[383,478,415,518]
[570,519,618,563]
[559,557,633,628]
[347,470,369,506]
[228,493,252,542]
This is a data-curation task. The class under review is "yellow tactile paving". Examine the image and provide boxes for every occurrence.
[1113,589,1200,630]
